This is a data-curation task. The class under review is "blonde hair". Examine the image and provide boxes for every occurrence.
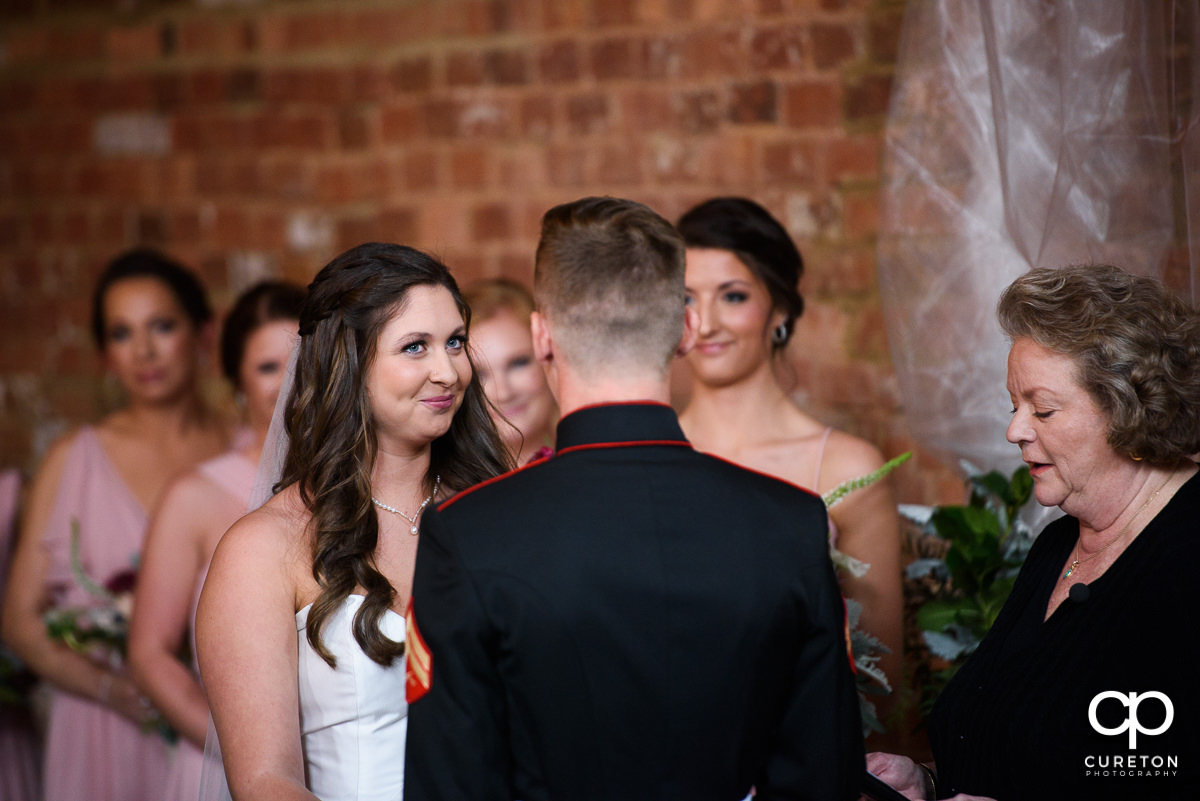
[463,278,536,325]
[534,196,685,377]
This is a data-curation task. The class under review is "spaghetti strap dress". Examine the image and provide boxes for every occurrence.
[162,450,256,801]
[39,427,171,801]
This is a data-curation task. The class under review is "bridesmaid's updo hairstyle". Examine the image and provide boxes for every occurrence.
[91,248,212,347]
[676,197,805,350]
[279,242,510,668]
[998,264,1200,463]
[219,281,307,389]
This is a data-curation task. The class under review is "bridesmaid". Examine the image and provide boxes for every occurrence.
[675,197,904,730]
[1,249,230,801]
[0,467,40,801]
[463,279,558,465]
[129,281,305,801]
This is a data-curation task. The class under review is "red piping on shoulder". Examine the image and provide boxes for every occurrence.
[436,456,549,512]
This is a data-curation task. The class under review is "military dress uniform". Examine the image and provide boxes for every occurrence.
[404,402,864,801]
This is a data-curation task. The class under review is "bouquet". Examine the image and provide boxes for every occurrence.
[823,451,913,735]
[43,518,175,742]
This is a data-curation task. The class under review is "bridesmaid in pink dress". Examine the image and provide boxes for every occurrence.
[0,249,230,801]
[129,281,305,801]
[0,467,41,801]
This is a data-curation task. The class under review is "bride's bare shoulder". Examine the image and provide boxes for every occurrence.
[209,484,311,584]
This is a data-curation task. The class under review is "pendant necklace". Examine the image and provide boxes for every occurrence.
[1062,469,1173,578]
[373,475,441,536]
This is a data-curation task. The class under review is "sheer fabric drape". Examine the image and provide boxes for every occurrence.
[879,0,1200,485]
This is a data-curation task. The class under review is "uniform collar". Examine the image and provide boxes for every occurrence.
[554,402,690,451]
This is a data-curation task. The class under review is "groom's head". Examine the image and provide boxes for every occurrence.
[532,196,687,382]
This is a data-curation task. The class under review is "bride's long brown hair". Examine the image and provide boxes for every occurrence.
[279,242,511,667]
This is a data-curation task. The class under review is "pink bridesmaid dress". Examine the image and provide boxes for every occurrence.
[0,467,41,801]
[162,450,256,801]
[39,428,171,801]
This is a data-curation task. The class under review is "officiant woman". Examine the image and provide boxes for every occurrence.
[868,264,1200,801]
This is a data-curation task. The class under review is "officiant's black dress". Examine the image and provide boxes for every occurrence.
[929,468,1200,801]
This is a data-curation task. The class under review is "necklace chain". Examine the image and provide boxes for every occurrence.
[1062,469,1174,579]
[372,475,441,536]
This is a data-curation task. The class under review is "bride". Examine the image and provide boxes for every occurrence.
[196,243,510,800]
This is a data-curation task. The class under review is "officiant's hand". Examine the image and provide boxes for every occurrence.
[865,752,932,800]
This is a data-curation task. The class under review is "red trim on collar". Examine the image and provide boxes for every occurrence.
[555,440,691,456]
[436,456,549,512]
[560,400,673,418]
[701,452,822,501]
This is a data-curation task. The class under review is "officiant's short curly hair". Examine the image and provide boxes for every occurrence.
[535,196,686,377]
[998,264,1200,462]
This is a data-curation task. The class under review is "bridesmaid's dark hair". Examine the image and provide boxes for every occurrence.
[91,248,213,347]
[219,281,307,389]
[279,242,511,667]
[676,197,805,350]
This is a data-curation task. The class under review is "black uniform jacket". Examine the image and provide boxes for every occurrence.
[403,402,864,801]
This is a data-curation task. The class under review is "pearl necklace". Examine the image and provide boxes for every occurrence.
[1062,469,1174,578]
[372,475,441,536]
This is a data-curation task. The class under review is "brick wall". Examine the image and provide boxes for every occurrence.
[0,0,964,504]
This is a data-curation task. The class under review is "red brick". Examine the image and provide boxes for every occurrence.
[542,0,587,29]
[520,94,557,139]
[621,88,675,131]
[424,99,461,137]
[762,140,821,184]
[417,198,471,249]
[346,8,408,48]
[263,68,346,106]
[828,135,881,181]
[228,68,261,103]
[594,0,637,27]
[391,57,434,93]
[152,73,186,109]
[538,41,580,83]
[497,150,545,192]
[592,37,678,81]
[472,204,512,241]
[486,49,529,85]
[679,28,743,79]
[845,72,893,121]
[451,148,490,189]
[851,304,889,361]
[282,10,345,51]
[338,214,383,251]
[784,80,841,128]
[546,144,592,187]
[178,19,249,56]
[381,102,421,144]
[346,67,387,103]
[750,24,806,70]
[262,158,314,199]
[447,51,487,87]
[812,23,857,70]
[315,160,385,204]
[676,89,722,133]
[107,23,161,62]
[840,189,879,239]
[729,81,778,124]
[566,94,610,135]
[401,150,440,191]
[255,112,333,150]
[212,208,254,248]
[188,71,227,105]
[380,207,419,244]
[338,110,373,150]
[46,26,105,63]
[459,99,513,138]
[867,6,904,63]
[599,143,644,185]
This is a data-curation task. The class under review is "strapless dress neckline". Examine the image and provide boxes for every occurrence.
[296,594,408,801]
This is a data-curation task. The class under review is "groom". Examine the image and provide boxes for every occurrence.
[404,196,864,800]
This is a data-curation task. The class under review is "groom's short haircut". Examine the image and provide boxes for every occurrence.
[534,196,686,378]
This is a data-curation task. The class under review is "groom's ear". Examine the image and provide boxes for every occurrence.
[531,311,553,365]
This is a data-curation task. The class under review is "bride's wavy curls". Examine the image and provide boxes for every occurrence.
[279,242,511,667]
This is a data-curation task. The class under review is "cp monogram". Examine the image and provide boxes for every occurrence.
[1088,691,1174,749]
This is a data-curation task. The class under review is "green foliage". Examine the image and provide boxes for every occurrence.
[904,464,1036,716]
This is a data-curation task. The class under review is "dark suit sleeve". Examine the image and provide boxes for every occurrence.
[756,553,866,801]
[403,508,511,801]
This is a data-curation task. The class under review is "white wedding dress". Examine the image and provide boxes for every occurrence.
[297,594,408,801]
